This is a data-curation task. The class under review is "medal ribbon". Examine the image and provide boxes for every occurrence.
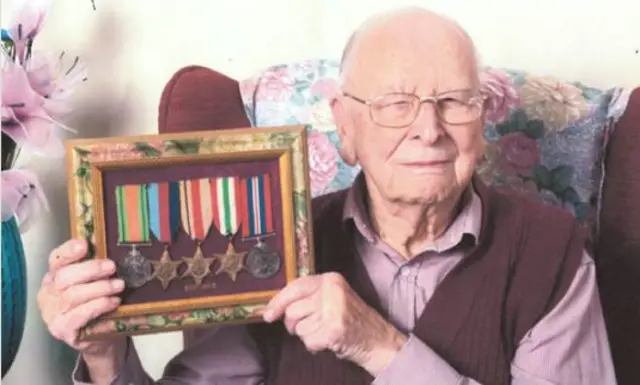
[115,183,150,244]
[240,173,274,239]
[210,176,241,237]
[147,181,181,243]
[179,178,214,241]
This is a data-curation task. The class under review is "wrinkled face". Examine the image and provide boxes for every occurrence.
[332,30,485,206]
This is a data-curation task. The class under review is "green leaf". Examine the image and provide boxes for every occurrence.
[75,166,88,178]
[165,139,201,154]
[532,164,552,189]
[74,147,91,157]
[294,191,307,218]
[512,110,529,130]
[550,165,574,193]
[85,219,95,234]
[573,201,589,221]
[232,306,250,319]
[559,186,580,204]
[523,119,545,140]
[495,121,513,136]
[290,92,306,106]
[115,321,127,332]
[134,142,161,157]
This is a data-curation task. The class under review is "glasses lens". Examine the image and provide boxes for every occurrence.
[370,94,418,127]
[437,95,482,124]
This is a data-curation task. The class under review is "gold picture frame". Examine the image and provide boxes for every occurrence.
[65,125,315,340]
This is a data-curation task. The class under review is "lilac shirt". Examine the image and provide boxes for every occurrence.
[73,184,617,385]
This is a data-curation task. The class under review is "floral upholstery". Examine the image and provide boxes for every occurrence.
[238,59,630,236]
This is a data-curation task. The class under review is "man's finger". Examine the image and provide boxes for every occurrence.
[51,296,121,342]
[60,279,125,313]
[264,276,318,322]
[53,259,116,291]
[283,297,315,334]
[49,239,87,272]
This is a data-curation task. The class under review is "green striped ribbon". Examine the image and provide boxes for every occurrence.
[115,184,151,244]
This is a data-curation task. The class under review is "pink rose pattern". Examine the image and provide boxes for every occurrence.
[481,68,520,124]
[307,130,339,196]
[496,132,540,177]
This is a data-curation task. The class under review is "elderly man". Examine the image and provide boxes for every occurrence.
[38,6,616,385]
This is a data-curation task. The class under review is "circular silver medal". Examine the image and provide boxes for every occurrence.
[117,247,152,288]
[246,241,281,279]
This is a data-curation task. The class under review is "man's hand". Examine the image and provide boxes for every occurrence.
[263,272,408,376]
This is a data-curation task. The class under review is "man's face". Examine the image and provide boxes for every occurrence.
[333,32,485,206]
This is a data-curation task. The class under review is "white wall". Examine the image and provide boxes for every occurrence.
[2,0,638,383]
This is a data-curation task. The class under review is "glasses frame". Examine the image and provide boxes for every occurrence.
[342,90,487,128]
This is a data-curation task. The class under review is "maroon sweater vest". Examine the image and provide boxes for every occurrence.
[248,178,586,385]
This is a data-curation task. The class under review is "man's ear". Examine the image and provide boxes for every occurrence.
[330,96,357,166]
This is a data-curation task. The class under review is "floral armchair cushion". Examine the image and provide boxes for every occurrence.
[238,59,630,233]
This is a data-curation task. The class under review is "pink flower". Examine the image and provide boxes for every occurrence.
[480,68,520,124]
[2,51,80,157]
[1,169,49,233]
[497,132,540,177]
[26,51,87,117]
[4,0,51,65]
[259,69,292,101]
[310,78,339,99]
[307,131,338,196]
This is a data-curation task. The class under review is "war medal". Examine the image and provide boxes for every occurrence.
[179,178,216,288]
[211,176,246,281]
[114,183,153,288]
[245,238,281,279]
[147,181,183,290]
[240,173,281,279]
[213,234,247,282]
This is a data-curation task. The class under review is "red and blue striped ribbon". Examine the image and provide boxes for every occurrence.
[147,181,181,243]
[240,173,273,239]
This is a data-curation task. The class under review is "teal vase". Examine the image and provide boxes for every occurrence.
[1,216,27,378]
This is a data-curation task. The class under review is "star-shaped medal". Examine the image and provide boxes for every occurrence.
[150,246,182,290]
[181,243,215,287]
[213,242,247,282]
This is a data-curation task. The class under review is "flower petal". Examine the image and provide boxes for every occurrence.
[2,111,64,157]
[1,168,49,232]
[26,50,58,97]
[6,0,51,63]
[1,53,44,116]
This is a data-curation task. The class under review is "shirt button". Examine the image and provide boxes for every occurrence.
[400,267,412,277]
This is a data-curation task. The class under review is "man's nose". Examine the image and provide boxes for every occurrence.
[408,102,444,145]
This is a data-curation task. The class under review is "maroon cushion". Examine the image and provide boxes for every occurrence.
[597,87,640,385]
[158,65,250,133]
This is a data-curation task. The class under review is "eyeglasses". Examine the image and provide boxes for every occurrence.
[342,90,486,128]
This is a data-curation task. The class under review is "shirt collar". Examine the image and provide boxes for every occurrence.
[342,173,482,252]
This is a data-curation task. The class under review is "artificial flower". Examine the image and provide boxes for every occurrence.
[4,0,51,64]
[26,50,88,117]
[1,50,74,157]
[1,169,49,233]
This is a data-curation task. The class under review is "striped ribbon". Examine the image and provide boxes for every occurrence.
[178,178,215,241]
[240,173,274,239]
[210,176,241,237]
[147,181,181,243]
[115,184,150,244]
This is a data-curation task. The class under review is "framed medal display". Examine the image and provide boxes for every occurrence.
[65,125,315,340]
